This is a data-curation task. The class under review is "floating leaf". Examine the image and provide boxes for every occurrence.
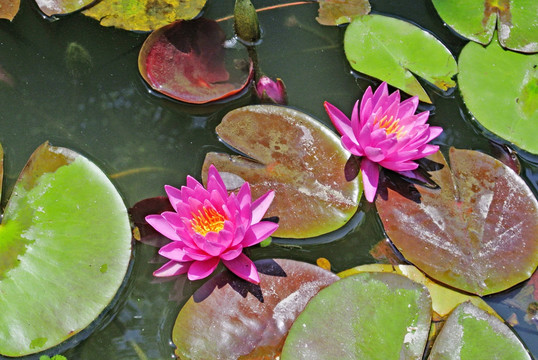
[139,18,253,104]
[0,142,132,356]
[316,0,371,26]
[0,0,20,20]
[172,259,339,359]
[280,272,432,359]
[428,302,532,359]
[431,0,538,53]
[202,105,361,238]
[458,36,538,154]
[34,0,93,16]
[375,148,538,296]
[339,264,498,318]
[82,0,206,31]
[344,14,458,103]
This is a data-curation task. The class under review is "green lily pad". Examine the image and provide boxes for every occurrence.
[344,14,458,103]
[0,0,20,20]
[375,148,538,296]
[458,36,538,154]
[432,0,537,53]
[316,0,371,26]
[172,259,339,359]
[280,272,432,359]
[428,302,532,359]
[82,0,207,31]
[202,105,361,239]
[0,142,132,356]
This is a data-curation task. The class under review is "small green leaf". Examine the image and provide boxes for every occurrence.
[458,35,538,154]
[344,14,458,103]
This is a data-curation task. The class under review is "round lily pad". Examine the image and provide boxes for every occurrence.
[458,36,538,154]
[172,258,339,359]
[375,148,538,296]
[344,14,458,103]
[202,105,361,238]
[280,272,432,359]
[428,302,532,359]
[0,142,132,356]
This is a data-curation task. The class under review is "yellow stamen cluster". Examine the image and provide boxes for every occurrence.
[190,207,226,236]
[375,115,407,139]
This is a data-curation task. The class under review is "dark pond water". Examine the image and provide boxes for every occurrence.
[0,0,536,359]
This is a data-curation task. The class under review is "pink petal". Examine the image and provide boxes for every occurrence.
[186,175,202,190]
[158,242,193,262]
[379,160,419,172]
[324,101,354,140]
[237,182,252,216]
[242,221,279,247]
[360,158,380,203]
[145,214,181,241]
[251,190,275,224]
[425,126,443,142]
[222,253,260,284]
[207,164,228,196]
[342,135,364,156]
[164,185,182,212]
[220,245,243,261]
[372,82,389,108]
[187,257,221,281]
[397,96,419,119]
[161,211,184,229]
[359,97,373,126]
[153,260,191,277]
[364,146,386,162]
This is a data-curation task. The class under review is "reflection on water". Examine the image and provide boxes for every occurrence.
[0,0,536,358]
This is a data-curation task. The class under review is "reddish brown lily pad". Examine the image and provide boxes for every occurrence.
[202,105,361,238]
[0,0,20,20]
[376,148,538,296]
[316,0,371,26]
[172,258,339,359]
[138,18,253,104]
[35,0,94,16]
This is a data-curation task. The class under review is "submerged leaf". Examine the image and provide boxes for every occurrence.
[172,259,339,359]
[139,18,253,104]
[281,272,432,359]
[458,36,538,154]
[432,0,538,53]
[376,148,538,296]
[316,0,371,26]
[202,105,361,238]
[428,302,532,359]
[83,0,207,31]
[0,0,20,20]
[0,142,132,356]
[344,14,458,103]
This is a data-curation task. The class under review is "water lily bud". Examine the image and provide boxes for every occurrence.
[234,0,261,43]
[255,76,287,105]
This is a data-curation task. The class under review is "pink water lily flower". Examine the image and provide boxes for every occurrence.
[255,75,287,105]
[325,82,442,202]
[146,165,278,284]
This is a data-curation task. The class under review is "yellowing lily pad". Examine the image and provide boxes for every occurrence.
[83,0,207,31]
[344,14,458,103]
[0,142,132,356]
[375,148,538,296]
[172,259,339,359]
[0,0,20,20]
[338,264,498,318]
[202,105,361,239]
[458,36,538,154]
[428,302,532,359]
[280,272,432,359]
[432,0,538,53]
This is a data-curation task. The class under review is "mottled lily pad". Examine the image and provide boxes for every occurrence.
[0,0,20,20]
[83,0,206,31]
[432,0,537,53]
[139,18,253,104]
[376,148,538,296]
[344,14,458,103]
[202,105,361,238]
[428,302,532,359]
[280,272,432,359]
[339,264,497,318]
[172,259,339,359]
[458,36,538,154]
[316,0,370,26]
[0,142,132,356]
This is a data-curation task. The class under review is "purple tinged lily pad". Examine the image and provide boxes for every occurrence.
[375,148,538,296]
[202,105,361,239]
[138,18,253,104]
[172,258,339,359]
